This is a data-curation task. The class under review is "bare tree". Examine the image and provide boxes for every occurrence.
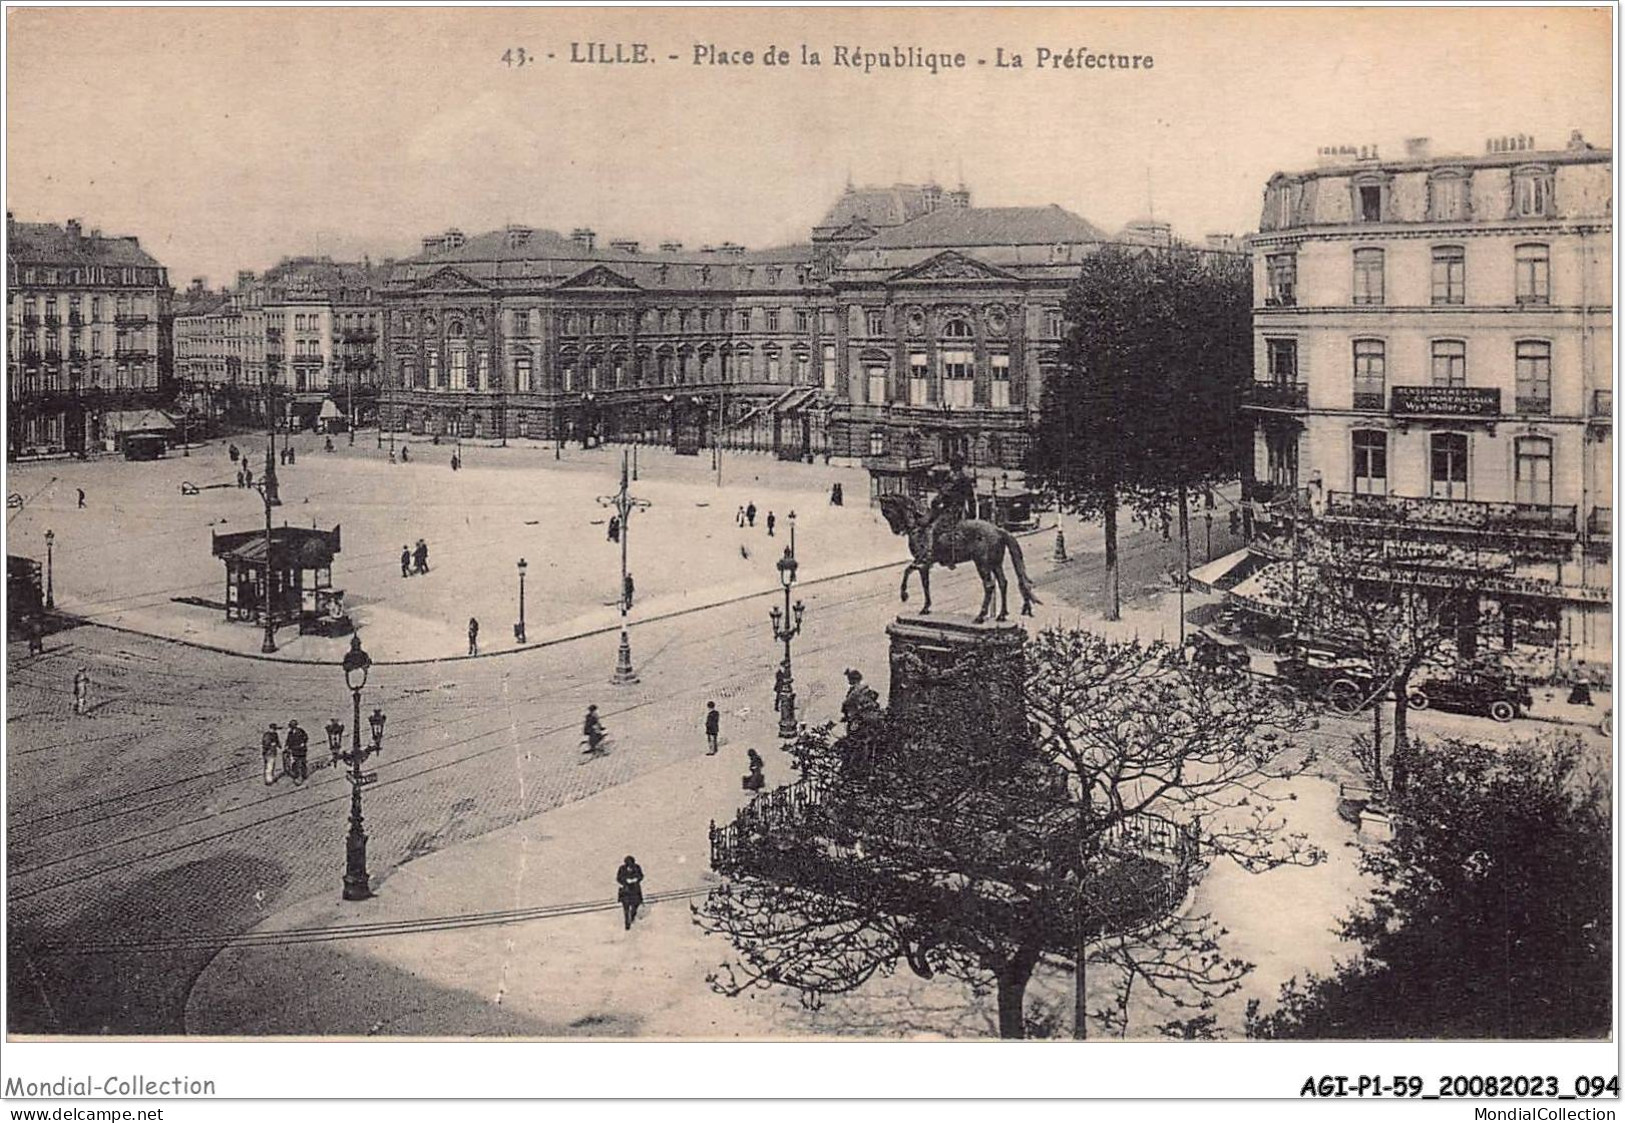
[696,628,1322,1039]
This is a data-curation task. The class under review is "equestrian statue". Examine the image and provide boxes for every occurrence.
[877,456,1040,624]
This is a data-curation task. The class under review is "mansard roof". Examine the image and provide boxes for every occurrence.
[861,205,1106,249]
[9,220,162,268]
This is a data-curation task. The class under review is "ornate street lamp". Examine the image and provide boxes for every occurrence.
[338,634,384,901]
[599,451,649,684]
[43,529,54,611]
[515,557,528,644]
[770,511,804,738]
[325,717,344,762]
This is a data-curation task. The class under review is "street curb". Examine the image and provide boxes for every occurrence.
[80,555,918,668]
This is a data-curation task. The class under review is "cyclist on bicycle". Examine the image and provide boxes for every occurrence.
[582,704,606,753]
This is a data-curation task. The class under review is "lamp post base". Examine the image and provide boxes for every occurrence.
[343,830,372,901]
[777,692,798,739]
[611,628,638,684]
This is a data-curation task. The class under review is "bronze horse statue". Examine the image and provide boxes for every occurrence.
[878,494,1040,623]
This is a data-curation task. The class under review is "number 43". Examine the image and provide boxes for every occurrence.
[502,48,531,68]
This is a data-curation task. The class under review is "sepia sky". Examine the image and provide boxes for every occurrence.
[6,6,1613,287]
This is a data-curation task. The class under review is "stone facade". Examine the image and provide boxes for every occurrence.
[379,184,1145,469]
[7,214,171,456]
[1244,131,1613,677]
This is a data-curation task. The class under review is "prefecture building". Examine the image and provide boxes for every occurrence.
[379,182,1157,483]
[1240,131,1612,678]
[6,214,171,456]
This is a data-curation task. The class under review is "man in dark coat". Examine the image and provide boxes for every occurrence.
[766,511,776,536]
[467,616,480,656]
[414,539,429,575]
[746,502,757,528]
[262,723,282,785]
[922,454,976,561]
[401,545,412,578]
[284,719,310,782]
[617,856,645,930]
[704,700,720,755]
[841,669,881,730]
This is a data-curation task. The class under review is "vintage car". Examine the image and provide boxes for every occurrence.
[1405,669,1533,723]
[1186,629,1253,674]
[1273,652,1380,714]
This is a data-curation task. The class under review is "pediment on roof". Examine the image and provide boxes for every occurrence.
[559,265,641,290]
[890,251,1018,283]
[413,266,487,292]
[834,219,878,240]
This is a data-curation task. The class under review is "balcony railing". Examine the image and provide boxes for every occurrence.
[114,314,150,328]
[114,348,152,361]
[1514,395,1552,417]
[68,349,87,361]
[1326,490,1577,535]
[1245,381,1309,410]
[43,315,61,329]
[1352,388,1385,412]
[1588,506,1611,538]
[1390,385,1501,417]
[67,313,84,327]
[20,315,40,328]
[265,352,285,366]
[341,328,378,343]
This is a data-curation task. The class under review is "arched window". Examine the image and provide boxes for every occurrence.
[942,317,973,339]
[869,429,886,457]
[1430,339,1466,387]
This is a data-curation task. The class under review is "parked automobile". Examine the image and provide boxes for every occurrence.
[1405,668,1532,723]
[1186,629,1252,674]
[1274,652,1380,715]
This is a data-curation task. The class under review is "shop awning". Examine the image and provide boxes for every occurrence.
[102,409,177,434]
[1189,547,1261,592]
[1226,562,1294,619]
[317,398,343,420]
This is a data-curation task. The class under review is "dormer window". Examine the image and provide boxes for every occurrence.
[1428,169,1471,221]
[1357,184,1383,222]
[1513,166,1555,218]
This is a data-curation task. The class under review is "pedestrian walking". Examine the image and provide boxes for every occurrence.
[244,465,254,489]
[229,443,239,462]
[736,506,746,527]
[284,719,310,782]
[237,466,246,489]
[27,616,45,657]
[289,445,296,465]
[262,723,282,785]
[401,545,412,578]
[467,616,480,656]
[616,855,645,930]
[607,514,620,543]
[414,539,429,575]
[746,502,757,528]
[76,487,86,509]
[766,511,776,537]
[742,747,765,791]
[72,666,90,716]
[705,700,720,754]
[400,445,410,462]
[623,572,635,609]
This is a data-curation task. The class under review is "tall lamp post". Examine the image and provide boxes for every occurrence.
[515,557,528,644]
[334,634,385,901]
[43,529,55,610]
[599,450,649,684]
[253,475,281,654]
[769,511,805,738]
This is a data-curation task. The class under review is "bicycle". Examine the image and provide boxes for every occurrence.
[579,730,612,759]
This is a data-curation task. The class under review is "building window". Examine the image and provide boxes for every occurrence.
[1266,338,1298,385]
[1265,253,1297,306]
[1044,309,1064,338]
[515,356,532,392]
[563,313,579,335]
[1356,183,1383,222]
[1352,339,1385,410]
[450,349,468,390]
[942,318,973,339]
[736,309,751,332]
[822,343,837,389]
[1351,430,1387,495]
[427,346,444,388]
[588,313,602,334]
[1515,243,1550,304]
[765,309,780,332]
[821,309,836,334]
[795,351,809,384]
[796,309,811,333]
[1431,246,1465,305]
[477,350,491,390]
[91,297,101,322]
[1352,248,1385,305]
[990,353,1012,408]
[1514,436,1554,508]
[1431,339,1466,387]
[865,309,884,336]
[1265,429,1297,488]
[869,429,886,456]
[1430,432,1469,500]
[941,350,974,407]
[1515,340,1552,414]
[1429,172,1470,221]
[1513,168,1555,218]
[908,351,929,405]
[766,348,781,383]
[695,309,708,333]
[866,363,888,405]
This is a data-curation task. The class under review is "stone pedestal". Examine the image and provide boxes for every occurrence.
[886,615,1027,752]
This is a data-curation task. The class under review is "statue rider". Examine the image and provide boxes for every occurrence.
[922,453,977,562]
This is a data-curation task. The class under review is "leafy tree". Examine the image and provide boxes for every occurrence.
[1249,735,1610,1039]
[1027,246,1252,619]
[696,628,1320,1039]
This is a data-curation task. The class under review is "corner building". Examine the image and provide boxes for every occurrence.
[379,184,1112,472]
[1244,132,1612,678]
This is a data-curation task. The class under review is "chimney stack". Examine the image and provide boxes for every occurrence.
[658,240,683,253]
[570,227,596,252]
[1403,137,1431,159]
[65,218,82,241]
[609,238,641,254]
